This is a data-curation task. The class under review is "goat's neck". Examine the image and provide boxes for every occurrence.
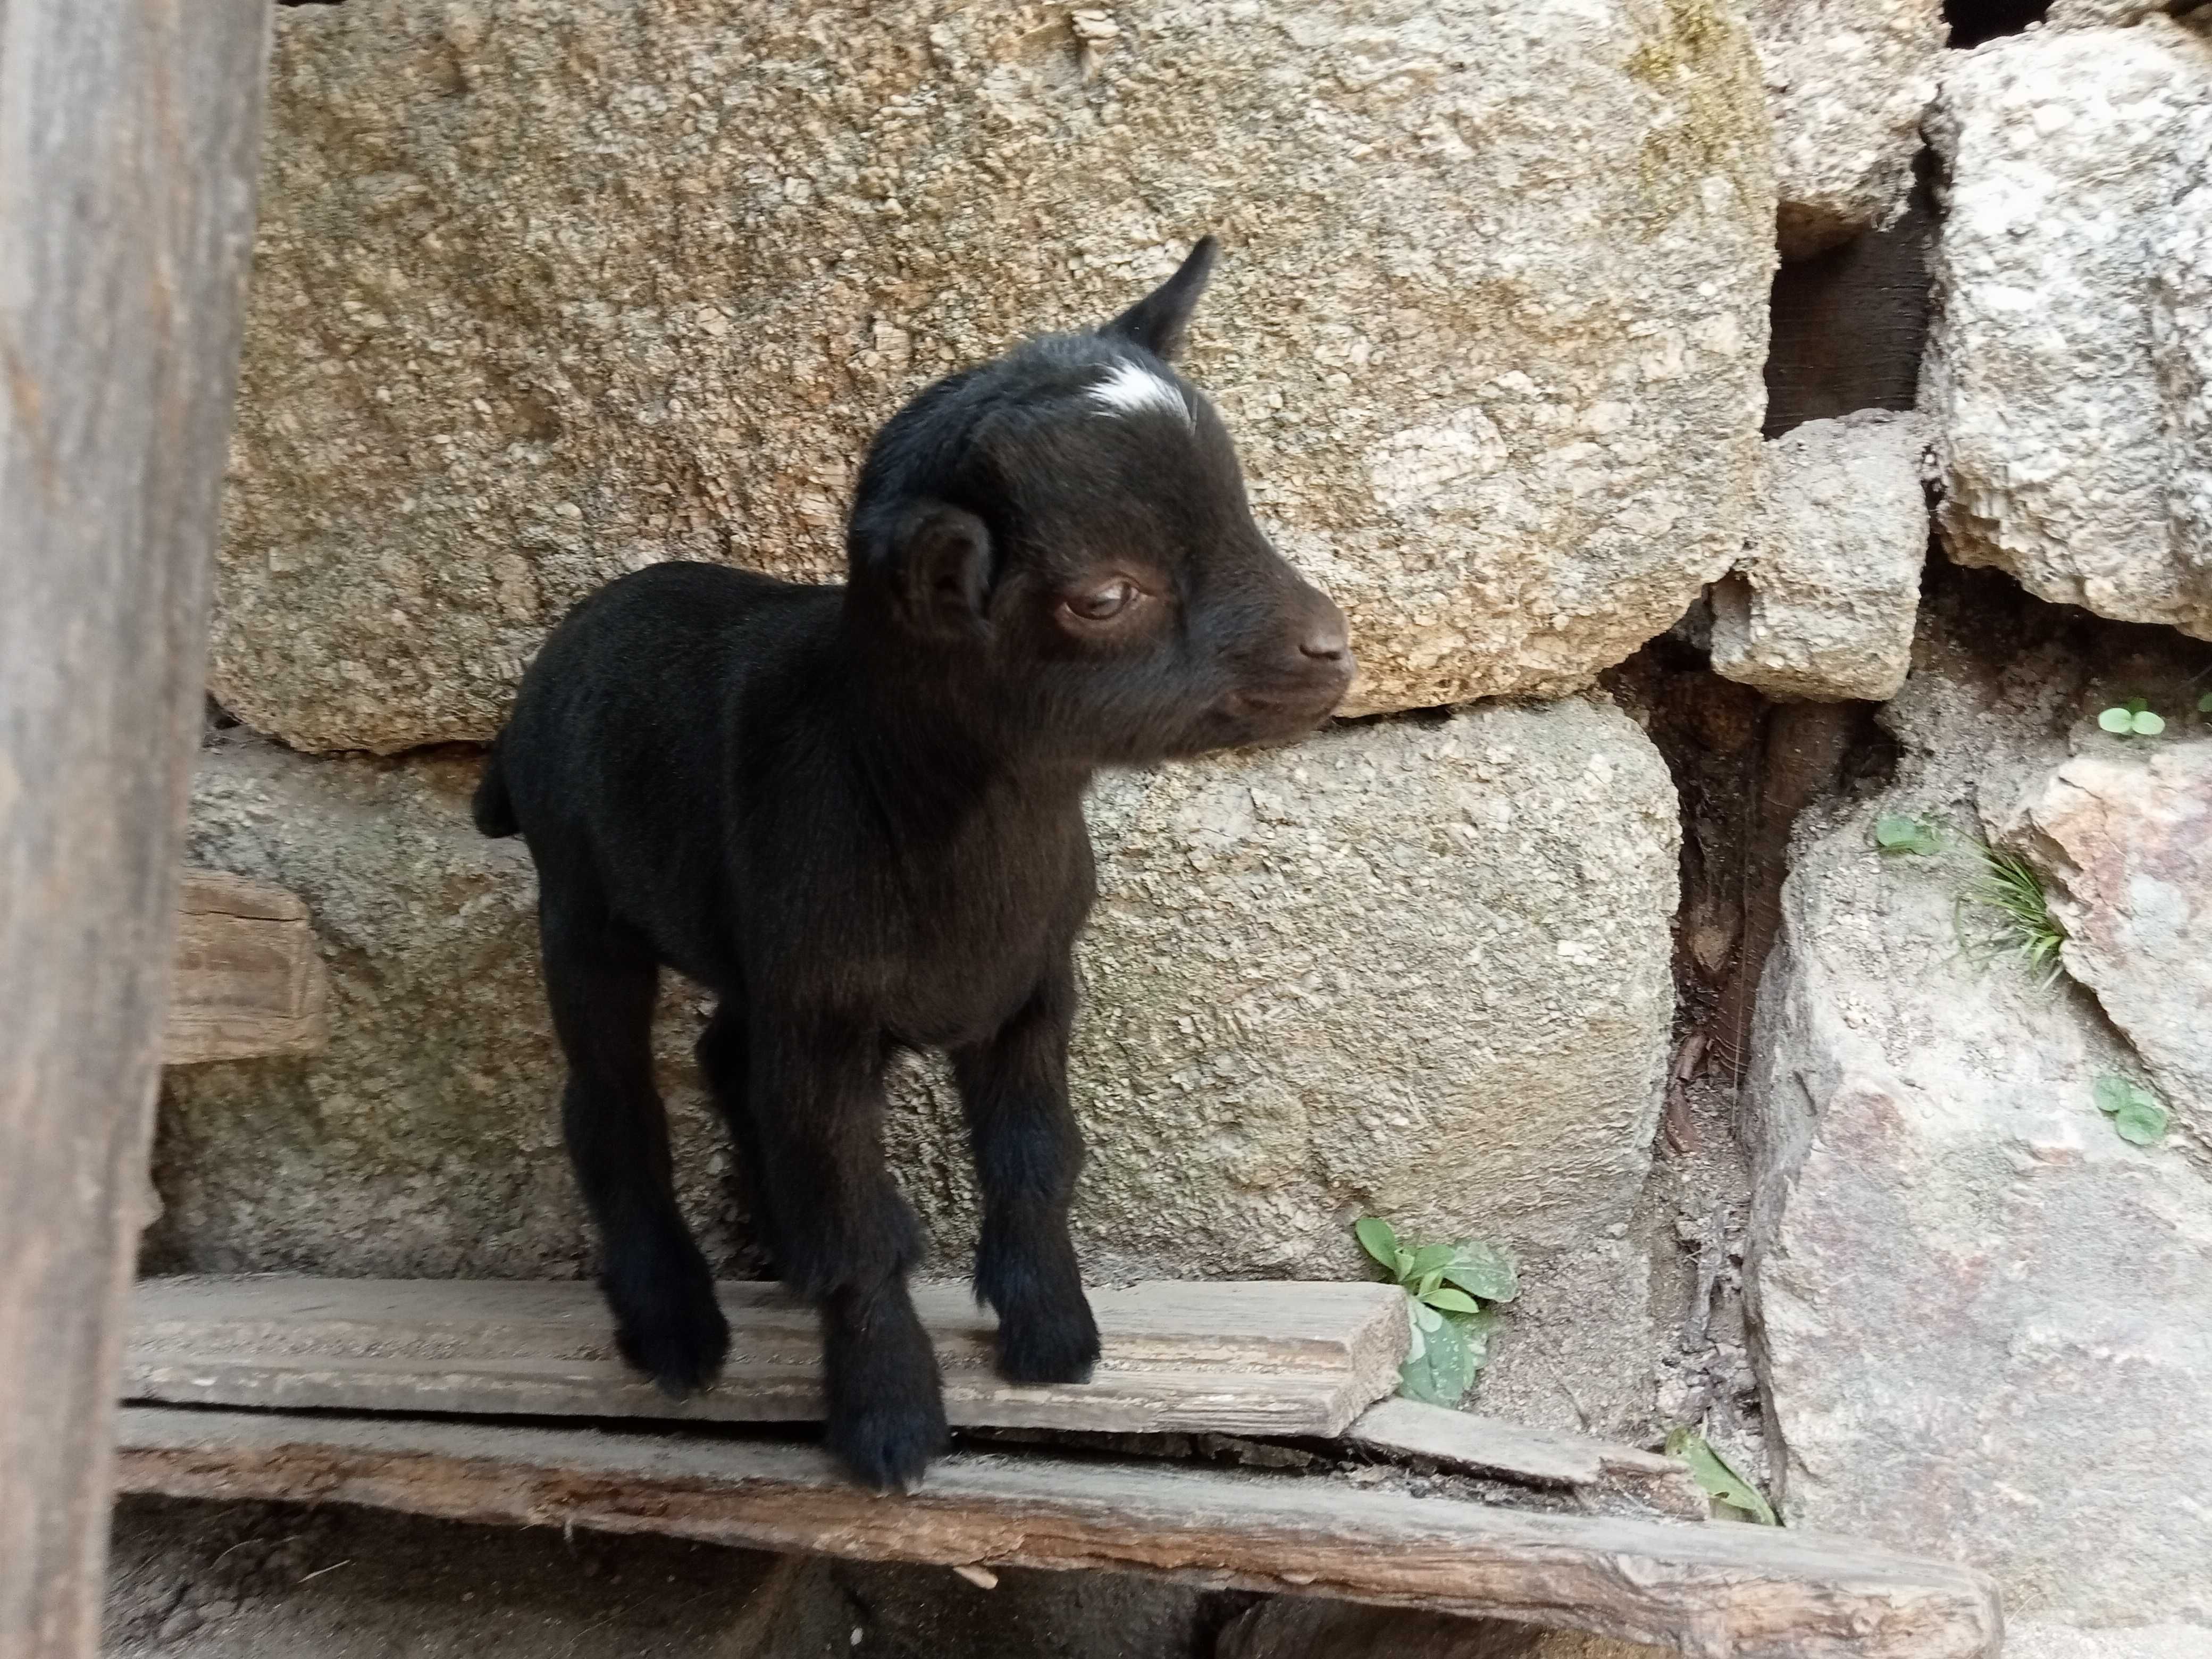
[836,641,1090,848]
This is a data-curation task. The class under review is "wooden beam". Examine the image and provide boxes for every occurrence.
[1345,1398,1706,1521]
[0,2,272,1653]
[126,1276,1407,1438]
[165,869,329,1066]
[113,1407,2005,1659]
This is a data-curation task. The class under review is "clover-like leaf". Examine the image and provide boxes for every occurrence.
[2198,692,2212,715]
[2114,1095,2169,1145]
[1873,813,1938,855]
[2132,710,2165,736]
[2092,1074,2167,1146]
[1665,1429,1778,1526]
[1443,1241,1520,1304]
[1355,1217,1399,1271]
[2099,706,2136,734]
[1398,1309,1478,1406]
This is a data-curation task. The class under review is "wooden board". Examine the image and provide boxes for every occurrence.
[164,869,329,1066]
[1346,1398,1706,1520]
[0,2,272,1654]
[127,1276,1408,1439]
[114,1407,2005,1659]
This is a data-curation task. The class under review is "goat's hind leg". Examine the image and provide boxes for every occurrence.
[540,896,728,1393]
[695,1000,782,1272]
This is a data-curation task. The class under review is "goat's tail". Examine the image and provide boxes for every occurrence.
[472,739,520,838]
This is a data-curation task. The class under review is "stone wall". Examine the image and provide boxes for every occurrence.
[148,2,2212,1655]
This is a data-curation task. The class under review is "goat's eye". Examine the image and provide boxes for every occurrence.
[1065,579,1139,622]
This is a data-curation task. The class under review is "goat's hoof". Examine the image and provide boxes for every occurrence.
[612,1288,731,1396]
[995,1303,1102,1386]
[828,1396,950,1494]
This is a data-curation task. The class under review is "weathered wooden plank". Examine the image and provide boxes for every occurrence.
[113,1407,2005,1659]
[164,869,329,1066]
[0,2,272,1654]
[1346,1398,1705,1521]
[127,1276,1409,1438]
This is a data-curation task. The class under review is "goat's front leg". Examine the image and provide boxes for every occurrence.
[749,1009,946,1490]
[952,962,1101,1386]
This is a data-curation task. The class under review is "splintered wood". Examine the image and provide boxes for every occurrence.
[125,1276,1407,1438]
[1344,1397,1706,1521]
[112,1406,2005,1659]
[164,869,328,1066]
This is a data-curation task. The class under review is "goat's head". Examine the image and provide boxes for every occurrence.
[845,238,1353,766]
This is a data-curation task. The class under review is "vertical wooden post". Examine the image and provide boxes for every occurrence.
[0,1,271,1654]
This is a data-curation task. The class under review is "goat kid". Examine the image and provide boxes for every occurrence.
[475,239,1353,1489]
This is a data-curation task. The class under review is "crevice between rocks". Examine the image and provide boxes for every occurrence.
[1944,0,2052,47]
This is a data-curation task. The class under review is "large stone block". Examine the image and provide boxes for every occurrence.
[1748,0,1946,258]
[1922,22,2212,639]
[157,741,618,1276]
[1741,598,2212,1630]
[156,703,1678,1287]
[893,700,1682,1277]
[215,0,1772,753]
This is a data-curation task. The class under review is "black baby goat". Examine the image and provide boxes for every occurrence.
[475,240,1353,1489]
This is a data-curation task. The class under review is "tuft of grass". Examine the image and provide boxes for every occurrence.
[1960,845,2067,985]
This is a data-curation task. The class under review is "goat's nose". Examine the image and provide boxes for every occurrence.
[1300,597,1351,663]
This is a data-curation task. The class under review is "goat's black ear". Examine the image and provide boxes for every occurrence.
[1101,236,1217,363]
[891,500,994,640]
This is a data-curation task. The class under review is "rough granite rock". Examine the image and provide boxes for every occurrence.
[157,701,1678,1285]
[2006,742,2212,1139]
[1748,0,1946,258]
[157,741,633,1277]
[892,700,1680,1277]
[1711,410,1929,701]
[2044,0,2202,26]
[1922,22,2212,639]
[2004,1624,2212,1659]
[1742,592,2212,1631]
[215,0,1773,753]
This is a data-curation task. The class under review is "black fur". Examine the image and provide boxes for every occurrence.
[477,240,1352,1489]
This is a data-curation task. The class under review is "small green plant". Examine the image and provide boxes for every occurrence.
[2098,697,2166,738]
[1665,1428,1778,1525]
[2094,1073,2170,1147]
[1959,844,2067,985]
[2199,692,2212,718]
[1355,1217,1518,1407]
[1873,812,1940,856]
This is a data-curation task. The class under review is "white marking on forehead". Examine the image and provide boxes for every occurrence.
[1088,361,1194,429]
